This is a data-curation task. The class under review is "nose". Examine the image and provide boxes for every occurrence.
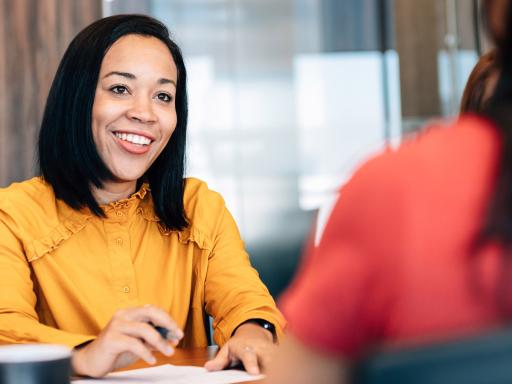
[126,95,157,123]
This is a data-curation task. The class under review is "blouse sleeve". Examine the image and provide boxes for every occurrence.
[202,195,286,346]
[0,210,93,347]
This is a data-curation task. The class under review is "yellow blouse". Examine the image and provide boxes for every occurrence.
[0,177,285,348]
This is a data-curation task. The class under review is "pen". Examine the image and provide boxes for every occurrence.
[150,323,181,342]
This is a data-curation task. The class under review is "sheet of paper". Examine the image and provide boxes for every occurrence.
[72,364,264,384]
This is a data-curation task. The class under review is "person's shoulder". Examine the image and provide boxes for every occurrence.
[183,177,226,226]
[0,176,55,210]
[449,114,499,154]
[341,115,498,206]
[404,115,498,160]
[177,178,230,250]
[183,177,224,206]
[360,115,497,182]
[0,177,59,235]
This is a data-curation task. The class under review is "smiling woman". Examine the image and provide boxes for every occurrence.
[91,35,178,199]
[0,15,284,379]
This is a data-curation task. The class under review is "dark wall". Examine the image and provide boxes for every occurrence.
[0,0,102,187]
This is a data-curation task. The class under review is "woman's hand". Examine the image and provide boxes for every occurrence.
[71,305,183,378]
[204,322,276,375]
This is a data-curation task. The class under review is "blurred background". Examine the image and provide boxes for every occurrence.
[0,0,489,298]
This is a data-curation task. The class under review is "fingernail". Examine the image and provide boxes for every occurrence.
[148,357,156,364]
[248,366,259,375]
[164,345,173,355]
[168,329,183,342]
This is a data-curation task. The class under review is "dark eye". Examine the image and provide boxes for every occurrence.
[110,85,129,94]
[157,93,172,103]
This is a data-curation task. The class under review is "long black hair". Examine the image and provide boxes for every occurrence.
[480,2,512,247]
[38,14,188,231]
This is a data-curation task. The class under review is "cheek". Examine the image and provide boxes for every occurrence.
[91,105,101,145]
[91,96,123,148]
[162,111,178,141]
[91,98,107,142]
[92,93,125,130]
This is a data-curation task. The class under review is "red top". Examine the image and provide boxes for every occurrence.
[280,116,508,358]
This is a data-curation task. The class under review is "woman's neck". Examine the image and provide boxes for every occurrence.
[92,180,137,205]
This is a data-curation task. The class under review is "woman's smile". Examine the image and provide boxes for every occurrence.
[112,130,154,155]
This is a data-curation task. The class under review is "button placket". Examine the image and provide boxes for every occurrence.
[104,221,138,304]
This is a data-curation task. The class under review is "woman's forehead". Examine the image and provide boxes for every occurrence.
[100,34,177,80]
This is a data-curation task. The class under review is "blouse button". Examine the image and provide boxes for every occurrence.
[115,238,123,246]
[116,211,123,217]
[123,286,130,294]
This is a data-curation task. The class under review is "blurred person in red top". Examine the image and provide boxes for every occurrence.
[266,1,512,383]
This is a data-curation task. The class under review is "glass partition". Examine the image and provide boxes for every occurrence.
[105,0,483,296]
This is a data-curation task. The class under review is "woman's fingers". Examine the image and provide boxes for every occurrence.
[114,305,184,342]
[112,334,157,365]
[236,346,260,375]
[72,305,183,378]
[74,332,157,378]
[205,342,264,375]
[204,343,231,371]
[116,320,174,356]
[257,349,273,372]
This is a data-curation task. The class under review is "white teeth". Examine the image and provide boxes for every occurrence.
[114,132,151,146]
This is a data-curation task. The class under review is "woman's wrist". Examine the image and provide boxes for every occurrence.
[234,319,277,342]
[71,339,94,377]
[234,321,274,343]
[71,346,88,377]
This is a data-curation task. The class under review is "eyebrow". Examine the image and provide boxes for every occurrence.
[103,71,176,86]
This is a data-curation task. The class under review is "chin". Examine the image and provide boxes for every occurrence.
[108,162,148,181]
[109,170,146,183]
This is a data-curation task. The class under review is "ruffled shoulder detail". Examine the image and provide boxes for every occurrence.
[176,226,213,251]
[138,179,217,252]
[24,214,91,262]
[150,220,213,252]
[135,178,227,252]
[0,177,92,262]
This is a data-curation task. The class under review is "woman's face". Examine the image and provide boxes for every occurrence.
[92,34,178,183]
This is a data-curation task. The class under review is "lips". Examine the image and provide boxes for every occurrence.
[112,131,153,155]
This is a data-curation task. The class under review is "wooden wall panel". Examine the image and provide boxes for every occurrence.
[394,0,443,121]
[0,0,101,187]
